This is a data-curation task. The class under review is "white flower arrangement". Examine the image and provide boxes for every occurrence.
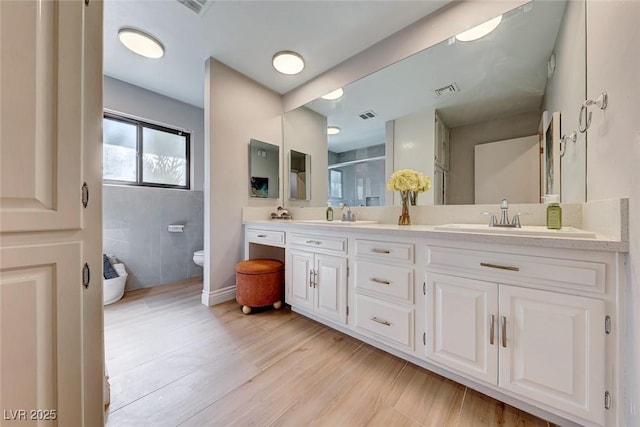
[386,169,431,193]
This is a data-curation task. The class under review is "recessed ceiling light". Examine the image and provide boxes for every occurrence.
[455,15,502,42]
[272,51,305,75]
[321,88,344,100]
[327,126,341,135]
[118,28,164,59]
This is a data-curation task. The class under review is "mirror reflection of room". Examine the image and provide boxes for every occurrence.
[284,0,585,207]
[289,150,311,201]
[249,139,279,199]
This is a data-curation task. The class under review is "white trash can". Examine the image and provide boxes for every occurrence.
[103,263,128,305]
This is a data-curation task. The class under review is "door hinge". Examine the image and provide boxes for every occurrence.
[605,315,611,334]
[81,182,89,208]
[84,0,89,5]
[605,391,612,410]
[82,263,90,288]
[346,306,349,317]
[423,282,426,295]
[423,332,426,346]
[347,267,350,277]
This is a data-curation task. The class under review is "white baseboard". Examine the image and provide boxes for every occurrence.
[201,285,236,306]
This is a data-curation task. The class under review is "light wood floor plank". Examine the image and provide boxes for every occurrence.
[104,282,556,427]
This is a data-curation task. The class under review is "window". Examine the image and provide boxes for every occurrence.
[103,113,190,189]
[329,169,343,199]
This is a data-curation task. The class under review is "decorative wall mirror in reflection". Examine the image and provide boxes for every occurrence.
[289,150,311,200]
[249,139,279,199]
[282,0,586,207]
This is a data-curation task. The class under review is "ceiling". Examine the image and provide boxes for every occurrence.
[104,0,451,108]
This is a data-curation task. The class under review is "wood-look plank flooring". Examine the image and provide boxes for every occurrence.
[104,281,556,427]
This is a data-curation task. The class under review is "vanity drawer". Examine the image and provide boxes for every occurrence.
[288,233,347,254]
[426,246,606,294]
[355,240,414,263]
[246,228,285,246]
[355,261,413,302]
[355,295,414,349]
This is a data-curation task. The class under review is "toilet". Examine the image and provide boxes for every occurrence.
[193,250,204,267]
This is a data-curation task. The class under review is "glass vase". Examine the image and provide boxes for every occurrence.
[398,190,411,225]
[410,190,418,206]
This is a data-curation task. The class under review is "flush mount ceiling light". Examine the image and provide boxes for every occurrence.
[272,51,305,75]
[321,88,344,100]
[455,15,503,42]
[118,28,164,59]
[327,126,341,135]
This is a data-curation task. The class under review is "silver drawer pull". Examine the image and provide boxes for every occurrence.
[305,240,322,245]
[371,316,391,326]
[256,234,268,238]
[370,278,391,285]
[371,248,391,254]
[480,262,519,272]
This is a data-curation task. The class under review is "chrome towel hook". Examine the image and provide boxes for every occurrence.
[559,131,577,157]
[579,91,608,133]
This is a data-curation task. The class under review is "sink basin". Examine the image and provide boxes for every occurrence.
[293,219,379,226]
[433,223,596,238]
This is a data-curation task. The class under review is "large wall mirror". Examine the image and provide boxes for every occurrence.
[249,138,279,199]
[283,0,586,207]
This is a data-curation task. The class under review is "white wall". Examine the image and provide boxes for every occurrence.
[448,111,540,205]
[585,1,640,423]
[283,107,328,207]
[203,58,283,305]
[542,0,586,203]
[103,76,205,191]
[392,109,435,205]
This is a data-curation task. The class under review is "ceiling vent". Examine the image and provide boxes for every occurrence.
[176,0,209,15]
[358,110,377,120]
[433,83,460,98]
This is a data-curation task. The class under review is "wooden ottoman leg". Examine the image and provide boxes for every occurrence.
[242,305,252,315]
[273,300,282,309]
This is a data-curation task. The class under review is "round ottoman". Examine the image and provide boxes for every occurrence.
[235,259,284,314]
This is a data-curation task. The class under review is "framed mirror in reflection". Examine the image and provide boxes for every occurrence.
[249,139,279,199]
[282,0,586,207]
[289,150,311,201]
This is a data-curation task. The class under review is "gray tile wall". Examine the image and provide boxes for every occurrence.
[103,185,204,290]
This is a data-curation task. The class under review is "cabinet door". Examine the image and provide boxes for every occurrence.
[286,249,314,311]
[499,286,605,424]
[426,273,498,384]
[315,254,347,324]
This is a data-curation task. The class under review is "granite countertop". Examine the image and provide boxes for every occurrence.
[243,220,629,253]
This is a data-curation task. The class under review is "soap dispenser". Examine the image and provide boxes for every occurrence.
[326,202,334,221]
[544,194,562,230]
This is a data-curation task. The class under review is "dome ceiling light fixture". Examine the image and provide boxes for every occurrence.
[118,28,165,59]
[455,15,503,42]
[321,88,344,100]
[272,51,305,75]
[327,126,341,135]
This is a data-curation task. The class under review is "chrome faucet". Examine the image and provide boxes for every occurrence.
[341,204,355,222]
[488,199,521,228]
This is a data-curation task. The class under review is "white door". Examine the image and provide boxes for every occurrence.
[0,0,103,425]
[426,273,498,384]
[499,285,605,424]
[315,254,347,324]
[286,249,314,310]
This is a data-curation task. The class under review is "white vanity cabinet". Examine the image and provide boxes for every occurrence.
[353,239,416,352]
[286,233,348,325]
[426,244,609,425]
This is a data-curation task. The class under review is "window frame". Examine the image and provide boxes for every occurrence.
[329,169,343,199]
[103,112,191,190]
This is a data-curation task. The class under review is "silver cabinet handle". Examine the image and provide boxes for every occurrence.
[313,270,318,288]
[371,248,390,254]
[371,316,391,326]
[256,234,267,238]
[309,269,315,287]
[489,314,495,345]
[480,262,519,272]
[501,316,507,348]
[305,240,322,245]
[370,278,391,285]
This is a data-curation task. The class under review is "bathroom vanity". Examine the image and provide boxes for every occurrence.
[243,208,627,427]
